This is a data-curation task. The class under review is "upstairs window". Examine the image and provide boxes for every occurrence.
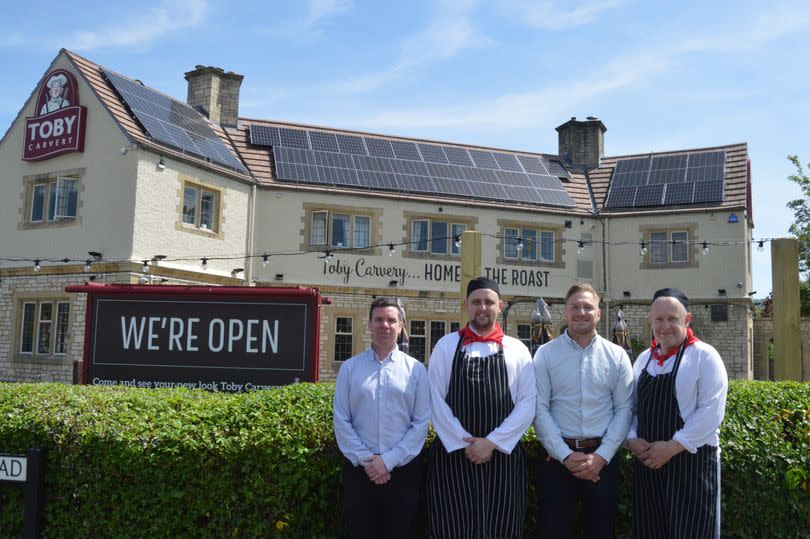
[650,230,689,264]
[182,182,220,232]
[411,219,467,256]
[30,177,77,223]
[310,210,371,249]
[504,226,555,262]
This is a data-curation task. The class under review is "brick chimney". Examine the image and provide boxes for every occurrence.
[555,116,607,170]
[184,65,244,128]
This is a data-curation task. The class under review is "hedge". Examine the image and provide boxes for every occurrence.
[0,380,806,538]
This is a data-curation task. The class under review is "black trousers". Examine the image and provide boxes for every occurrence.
[342,457,421,539]
[535,448,620,539]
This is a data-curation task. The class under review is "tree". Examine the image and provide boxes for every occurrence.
[786,155,810,275]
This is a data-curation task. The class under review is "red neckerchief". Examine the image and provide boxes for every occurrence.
[459,322,504,346]
[650,327,699,366]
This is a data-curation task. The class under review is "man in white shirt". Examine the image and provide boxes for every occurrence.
[427,277,536,539]
[533,283,634,539]
[333,297,430,539]
[626,288,728,539]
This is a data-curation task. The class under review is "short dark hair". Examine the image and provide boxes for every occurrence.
[565,283,600,304]
[368,296,405,322]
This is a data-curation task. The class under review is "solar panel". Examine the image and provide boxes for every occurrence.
[634,184,665,206]
[309,131,339,153]
[543,159,570,179]
[468,149,499,170]
[103,69,246,172]
[606,151,725,209]
[365,138,396,158]
[266,126,574,207]
[605,186,636,208]
[492,152,523,172]
[249,125,280,146]
[336,134,367,155]
[418,144,448,164]
[278,128,310,149]
[443,146,474,167]
[693,179,724,203]
[390,140,421,161]
[663,182,694,205]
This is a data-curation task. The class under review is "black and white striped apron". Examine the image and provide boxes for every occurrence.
[633,341,719,539]
[427,337,527,539]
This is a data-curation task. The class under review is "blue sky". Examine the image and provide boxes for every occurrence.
[2,0,809,298]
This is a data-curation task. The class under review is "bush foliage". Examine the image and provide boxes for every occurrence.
[0,380,807,538]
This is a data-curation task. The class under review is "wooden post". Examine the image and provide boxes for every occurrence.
[771,238,803,380]
[459,230,482,325]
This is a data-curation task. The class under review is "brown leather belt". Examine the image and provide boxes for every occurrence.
[563,437,601,450]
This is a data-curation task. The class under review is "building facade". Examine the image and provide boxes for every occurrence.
[0,50,755,383]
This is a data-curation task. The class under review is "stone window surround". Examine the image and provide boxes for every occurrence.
[10,291,74,364]
[329,310,362,363]
[302,203,383,255]
[402,211,478,261]
[405,314,460,364]
[496,218,565,268]
[175,175,226,239]
[19,167,85,230]
[639,222,699,269]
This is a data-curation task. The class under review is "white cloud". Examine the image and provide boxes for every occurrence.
[499,0,626,29]
[271,0,353,38]
[331,0,484,93]
[340,5,810,132]
[0,0,209,51]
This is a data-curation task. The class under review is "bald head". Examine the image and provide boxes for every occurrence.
[649,296,692,353]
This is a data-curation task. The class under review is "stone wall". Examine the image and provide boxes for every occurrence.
[752,317,810,381]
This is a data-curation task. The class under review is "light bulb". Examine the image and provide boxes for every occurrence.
[201,258,208,270]
[702,242,710,255]
[142,260,149,273]
[84,260,92,272]
[454,236,461,248]
[34,260,41,272]
[577,241,584,256]
[640,241,648,256]
[388,243,395,256]
[516,238,524,252]
[262,254,270,268]
[757,240,764,252]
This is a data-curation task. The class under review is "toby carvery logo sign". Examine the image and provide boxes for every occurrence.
[80,287,320,391]
[23,69,87,161]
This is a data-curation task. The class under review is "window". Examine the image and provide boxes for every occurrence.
[182,183,220,232]
[29,177,77,223]
[410,219,466,256]
[517,323,532,350]
[504,227,555,262]
[19,300,70,357]
[409,319,460,363]
[650,230,689,264]
[310,210,371,249]
[334,317,353,361]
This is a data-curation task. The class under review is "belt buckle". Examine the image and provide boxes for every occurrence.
[574,439,586,449]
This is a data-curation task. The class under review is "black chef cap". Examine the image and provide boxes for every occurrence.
[653,287,689,310]
[466,277,500,298]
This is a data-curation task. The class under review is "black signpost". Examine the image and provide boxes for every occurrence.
[66,284,323,391]
[0,447,48,539]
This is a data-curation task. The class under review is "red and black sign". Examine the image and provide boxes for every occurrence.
[23,69,87,161]
[66,284,322,391]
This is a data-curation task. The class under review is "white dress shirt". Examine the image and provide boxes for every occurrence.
[428,332,536,454]
[533,331,634,464]
[627,340,728,453]
[333,346,430,471]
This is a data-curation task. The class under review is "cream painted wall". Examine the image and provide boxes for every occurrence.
[605,212,752,301]
[0,53,138,269]
[130,156,251,277]
[252,189,598,299]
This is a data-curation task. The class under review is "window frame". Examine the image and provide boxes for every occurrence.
[502,225,557,263]
[181,181,221,233]
[18,299,70,359]
[27,176,78,224]
[650,230,690,265]
[308,210,372,250]
[333,316,354,362]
